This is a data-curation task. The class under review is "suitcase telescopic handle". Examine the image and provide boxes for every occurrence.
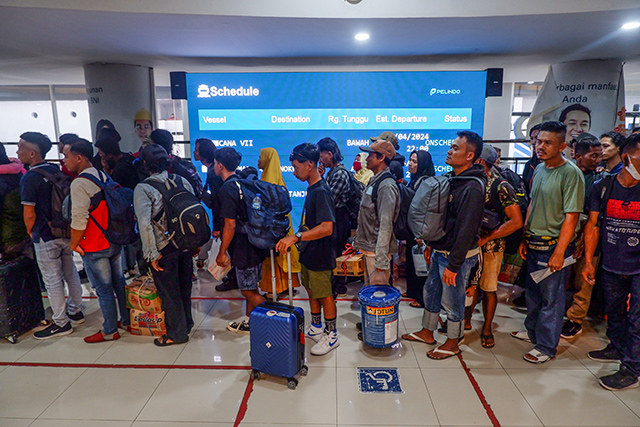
[286,248,293,305]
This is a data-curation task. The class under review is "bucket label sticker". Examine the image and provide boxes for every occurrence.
[385,319,398,344]
[357,367,404,394]
[366,305,395,316]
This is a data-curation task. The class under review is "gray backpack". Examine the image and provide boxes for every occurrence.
[408,175,483,242]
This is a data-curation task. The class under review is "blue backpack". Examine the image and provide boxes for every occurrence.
[234,176,292,250]
[80,171,138,246]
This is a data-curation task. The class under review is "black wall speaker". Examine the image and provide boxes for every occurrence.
[485,68,503,97]
[170,71,187,100]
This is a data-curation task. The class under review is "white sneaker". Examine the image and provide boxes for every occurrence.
[306,323,324,343]
[310,331,340,356]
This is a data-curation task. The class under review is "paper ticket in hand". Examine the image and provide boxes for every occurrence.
[530,256,577,284]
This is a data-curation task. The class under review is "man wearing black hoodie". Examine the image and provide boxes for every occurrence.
[403,131,486,360]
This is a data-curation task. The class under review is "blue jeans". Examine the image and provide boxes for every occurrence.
[33,238,84,327]
[523,244,573,357]
[82,244,128,335]
[601,270,640,376]
[422,251,479,340]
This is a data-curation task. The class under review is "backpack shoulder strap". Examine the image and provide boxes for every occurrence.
[31,167,54,180]
[78,171,106,189]
[489,176,507,214]
[371,170,396,205]
[596,174,617,228]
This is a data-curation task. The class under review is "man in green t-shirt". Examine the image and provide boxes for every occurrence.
[511,121,585,364]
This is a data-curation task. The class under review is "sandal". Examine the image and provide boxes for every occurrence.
[427,346,461,360]
[401,332,436,345]
[523,349,553,364]
[153,335,187,347]
[409,300,423,308]
[481,334,495,349]
[401,292,408,298]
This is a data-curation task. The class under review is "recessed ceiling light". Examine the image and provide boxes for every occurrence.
[355,33,370,41]
[621,22,640,30]
[527,81,535,84]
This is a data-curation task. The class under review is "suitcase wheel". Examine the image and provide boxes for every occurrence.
[7,334,18,344]
[287,378,298,390]
[300,365,309,376]
[250,369,261,381]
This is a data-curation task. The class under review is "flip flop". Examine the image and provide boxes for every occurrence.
[401,332,436,345]
[427,346,461,360]
[409,300,423,308]
[481,334,495,349]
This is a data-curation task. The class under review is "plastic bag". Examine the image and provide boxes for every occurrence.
[207,238,232,281]
[412,244,429,277]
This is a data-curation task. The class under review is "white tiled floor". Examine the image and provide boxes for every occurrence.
[1,270,640,427]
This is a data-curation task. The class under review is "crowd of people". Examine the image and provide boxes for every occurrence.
[1,117,640,391]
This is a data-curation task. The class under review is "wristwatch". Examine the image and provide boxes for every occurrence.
[295,231,303,242]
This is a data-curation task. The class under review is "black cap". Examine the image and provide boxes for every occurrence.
[139,143,169,165]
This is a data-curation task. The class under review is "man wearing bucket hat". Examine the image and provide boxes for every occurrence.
[403,131,486,360]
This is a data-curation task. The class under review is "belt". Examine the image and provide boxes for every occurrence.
[525,235,559,251]
[433,247,481,259]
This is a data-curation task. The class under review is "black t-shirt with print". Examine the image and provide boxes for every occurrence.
[300,179,336,271]
[218,175,266,269]
[589,177,640,275]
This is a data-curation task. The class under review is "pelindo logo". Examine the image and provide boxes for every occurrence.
[197,84,259,98]
[430,88,461,95]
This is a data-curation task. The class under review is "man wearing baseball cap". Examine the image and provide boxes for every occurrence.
[354,139,401,286]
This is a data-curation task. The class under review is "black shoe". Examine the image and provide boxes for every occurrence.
[215,281,238,292]
[33,322,73,340]
[358,332,363,341]
[560,320,582,339]
[599,365,640,391]
[513,293,526,308]
[68,311,85,324]
[356,322,362,331]
[588,343,621,362]
[335,285,348,297]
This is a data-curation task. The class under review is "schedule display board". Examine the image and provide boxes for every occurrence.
[186,71,487,220]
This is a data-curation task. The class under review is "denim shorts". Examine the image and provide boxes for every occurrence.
[236,264,262,291]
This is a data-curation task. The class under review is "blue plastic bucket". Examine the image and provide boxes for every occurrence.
[358,285,402,348]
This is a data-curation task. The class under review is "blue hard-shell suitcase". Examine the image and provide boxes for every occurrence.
[250,250,308,389]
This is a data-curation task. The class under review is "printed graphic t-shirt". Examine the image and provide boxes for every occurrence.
[589,177,640,275]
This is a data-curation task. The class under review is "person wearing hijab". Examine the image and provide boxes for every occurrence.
[353,153,373,185]
[257,147,301,299]
[404,150,436,308]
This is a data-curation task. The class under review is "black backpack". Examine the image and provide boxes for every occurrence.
[372,171,415,241]
[340,167,364,223]
[80,171,138,246]
[498,167,530,254]
[32,166,71,239]
[234,175,292,250]
[145,174,211,251]
[170,157,203,200]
